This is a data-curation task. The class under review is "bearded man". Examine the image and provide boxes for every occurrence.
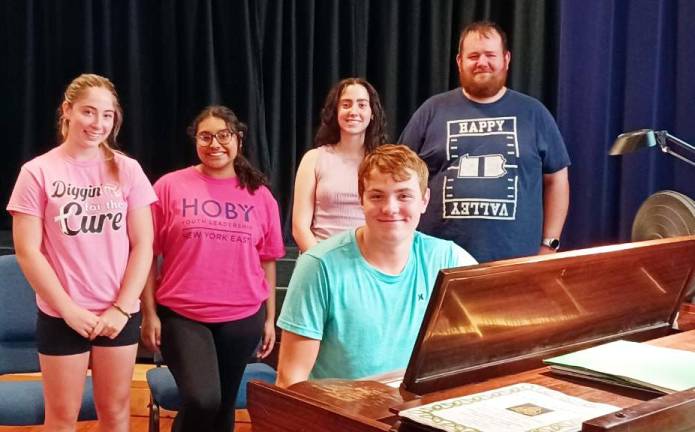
[399,21,571,263]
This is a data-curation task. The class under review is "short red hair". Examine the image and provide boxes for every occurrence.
[358,144,428,199]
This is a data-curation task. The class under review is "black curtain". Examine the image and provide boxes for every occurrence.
[1,0,558,243]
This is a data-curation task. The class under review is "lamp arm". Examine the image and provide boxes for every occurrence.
[665,133,695,152]
[660,147,695,168]
[654,131,695,168]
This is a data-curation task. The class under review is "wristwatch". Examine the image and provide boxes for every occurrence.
[541,238,561,251]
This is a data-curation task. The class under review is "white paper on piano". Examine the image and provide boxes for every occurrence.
[399,383,619,432]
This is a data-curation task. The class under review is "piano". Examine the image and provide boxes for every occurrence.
[248,236,695,431]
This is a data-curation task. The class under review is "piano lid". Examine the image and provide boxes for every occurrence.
[402,236,695,395]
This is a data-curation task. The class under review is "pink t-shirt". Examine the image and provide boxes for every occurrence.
[153,167,285,322]
[7,146,157,316]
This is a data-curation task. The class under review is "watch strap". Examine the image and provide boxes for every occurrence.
[541,238,560,251]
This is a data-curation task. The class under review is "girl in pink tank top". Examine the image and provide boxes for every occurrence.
[292,77,389,252]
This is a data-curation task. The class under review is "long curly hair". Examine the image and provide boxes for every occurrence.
[313,77,388,152]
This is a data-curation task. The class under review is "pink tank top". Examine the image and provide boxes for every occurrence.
[311,145,365,240]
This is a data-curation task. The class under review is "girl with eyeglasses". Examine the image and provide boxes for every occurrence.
[140,105,284,432]
[7,73,156,431]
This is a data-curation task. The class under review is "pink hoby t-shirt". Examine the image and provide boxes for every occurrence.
[152,167,285,322]
[7,146,157,317]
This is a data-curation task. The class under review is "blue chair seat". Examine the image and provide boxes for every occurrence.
[0,377,97,426]
[146,362,276,411]
[0,254,96,426]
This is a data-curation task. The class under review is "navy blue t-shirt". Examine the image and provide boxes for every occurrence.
[399,89,571,263]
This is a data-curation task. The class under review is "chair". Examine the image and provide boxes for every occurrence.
[146,356,276,432]
[0,254,97,425]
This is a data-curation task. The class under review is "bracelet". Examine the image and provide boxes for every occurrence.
[112,303,132,319]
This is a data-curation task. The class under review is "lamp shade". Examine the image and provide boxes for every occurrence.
[609,129,657,155]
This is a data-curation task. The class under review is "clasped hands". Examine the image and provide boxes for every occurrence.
[64,305,129,340]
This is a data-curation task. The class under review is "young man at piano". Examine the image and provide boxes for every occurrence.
[276,144,477,387]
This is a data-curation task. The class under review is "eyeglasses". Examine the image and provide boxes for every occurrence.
[196,129,235,146]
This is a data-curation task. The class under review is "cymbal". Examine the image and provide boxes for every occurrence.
[632,190,695,300]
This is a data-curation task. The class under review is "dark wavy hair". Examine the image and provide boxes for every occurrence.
[187,105,269,193]
[313,77,388,152]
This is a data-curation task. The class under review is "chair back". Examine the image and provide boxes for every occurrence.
[0,254,40,374]
[0,254,98,425]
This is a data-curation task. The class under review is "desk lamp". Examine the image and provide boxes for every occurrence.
[610,129,695,167]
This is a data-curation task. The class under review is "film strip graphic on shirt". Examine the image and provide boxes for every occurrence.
[443,116,519,220]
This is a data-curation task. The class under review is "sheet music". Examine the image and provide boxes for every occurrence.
[399,383,618,432]
[544,340,695,394]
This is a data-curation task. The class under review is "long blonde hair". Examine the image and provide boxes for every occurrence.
[57,73,123,179]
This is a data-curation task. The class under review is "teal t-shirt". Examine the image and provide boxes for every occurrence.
[277,229,475,379]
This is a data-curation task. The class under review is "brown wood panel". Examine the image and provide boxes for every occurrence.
[404,237,695,395]
[677,302,695,331]
[582,389,695,432]
[248,330,695,431]
[396,329,695,410]
[248,382,392,432]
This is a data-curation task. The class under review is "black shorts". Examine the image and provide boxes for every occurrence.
[36,310,142,356]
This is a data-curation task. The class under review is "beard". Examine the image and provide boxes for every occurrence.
[459,67,508,99]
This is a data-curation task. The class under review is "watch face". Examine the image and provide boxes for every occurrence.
[543,238,560,250]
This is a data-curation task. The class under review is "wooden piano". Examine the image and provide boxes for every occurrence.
[248,236,695,431]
